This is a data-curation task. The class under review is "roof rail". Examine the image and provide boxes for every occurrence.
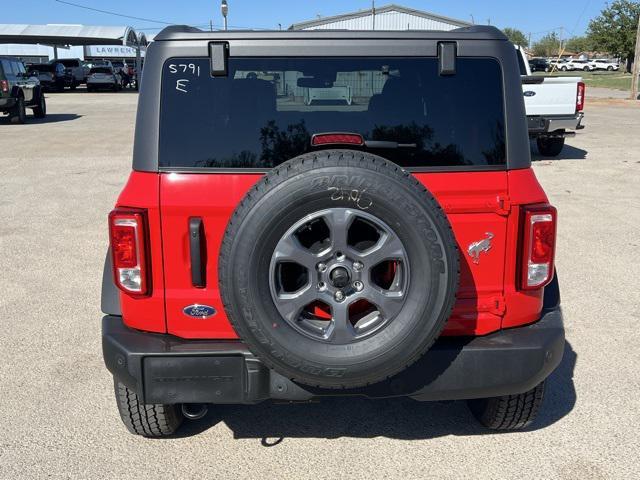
[156,25,204,38]
[451,25,507,40]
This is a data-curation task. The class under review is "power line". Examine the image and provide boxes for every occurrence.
[54,0,275,31]
[54,0,174,25]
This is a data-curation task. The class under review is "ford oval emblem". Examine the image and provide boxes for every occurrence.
[183,304,217,319]
[524,90,536,97]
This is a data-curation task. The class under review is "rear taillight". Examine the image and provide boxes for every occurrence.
[108,208,149,296]
[311,133,364,146]
[519,204,557,290]
[1,80,8,93]
[576,81,585,112]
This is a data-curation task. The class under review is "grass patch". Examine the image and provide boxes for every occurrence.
[533,71,638,91]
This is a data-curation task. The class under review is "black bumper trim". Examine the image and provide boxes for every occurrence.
[102,308,564,404]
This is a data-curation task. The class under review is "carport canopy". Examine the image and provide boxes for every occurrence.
[0,24,144,47]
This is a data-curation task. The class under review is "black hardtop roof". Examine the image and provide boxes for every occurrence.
[154,25,507,42]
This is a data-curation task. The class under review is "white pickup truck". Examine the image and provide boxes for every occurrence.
[515,46,585,156]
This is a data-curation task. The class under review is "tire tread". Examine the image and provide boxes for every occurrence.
[468,381,545,430]
[113,380,182,437]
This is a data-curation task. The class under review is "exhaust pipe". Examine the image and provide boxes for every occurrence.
[181,403,208,420]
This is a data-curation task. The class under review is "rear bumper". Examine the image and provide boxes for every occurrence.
[103,307,565,405]
[528,113,584,135]
[87,80,116,87]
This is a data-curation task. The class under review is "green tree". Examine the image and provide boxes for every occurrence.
[564,36,593,53]
[587,0,640,72]
[532,32,562,57]
[502,27,529,47]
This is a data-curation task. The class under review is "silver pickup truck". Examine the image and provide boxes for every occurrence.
[515,46,585,156]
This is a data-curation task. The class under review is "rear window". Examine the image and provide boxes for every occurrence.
[91,67,112,74]
[29,64,54,72]
[57,59,78,67]
[159,57,505,170]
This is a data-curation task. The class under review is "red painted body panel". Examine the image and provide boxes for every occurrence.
[502,168,549,329]
[112,167,551,339]
[114,172,165,333]
[160,173,262,339]
[414,172,509,335]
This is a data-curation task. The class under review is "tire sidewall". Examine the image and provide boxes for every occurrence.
[222,153,458,386]
[12,97,26,124]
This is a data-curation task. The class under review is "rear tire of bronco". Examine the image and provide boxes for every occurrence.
[33,93,46,118]
[219,150,460,389]
[114,380,183,437]
[10,97,26,124]
[467,381,545,430]
[537,136,565,157]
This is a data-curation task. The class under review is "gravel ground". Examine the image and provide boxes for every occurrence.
[0,91,639,479]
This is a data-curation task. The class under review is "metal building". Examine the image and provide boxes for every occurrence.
[289,4,471,31]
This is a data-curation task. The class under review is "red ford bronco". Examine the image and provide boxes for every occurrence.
[102,25,565,437]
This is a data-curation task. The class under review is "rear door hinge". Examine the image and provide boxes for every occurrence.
[496,195,511,216]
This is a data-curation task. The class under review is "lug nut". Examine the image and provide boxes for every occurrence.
[317,263,327,272]
[334,290,345,302]
[354,281,364,292]
[353,261,363,271]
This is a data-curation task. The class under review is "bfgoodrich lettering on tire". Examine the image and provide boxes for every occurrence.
[219,150,459,389]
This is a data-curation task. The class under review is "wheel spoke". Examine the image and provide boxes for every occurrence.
[364,286,405,320]
[274,285,318,323]
[327,302,356,343]
[272,234,319,271]
[360,232,406,266]
[323,209,355,252]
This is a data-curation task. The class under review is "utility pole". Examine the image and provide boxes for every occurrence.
[372,0,376,31]
[631,14,640,100]
[221,0,228,31]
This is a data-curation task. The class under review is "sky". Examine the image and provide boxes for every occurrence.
[6,0,607,41]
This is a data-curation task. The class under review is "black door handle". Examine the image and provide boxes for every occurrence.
[189,217,206,288]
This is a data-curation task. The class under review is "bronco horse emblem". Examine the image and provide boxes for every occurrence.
[467,232,494,264]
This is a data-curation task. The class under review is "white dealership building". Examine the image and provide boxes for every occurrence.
[0,24,147,64]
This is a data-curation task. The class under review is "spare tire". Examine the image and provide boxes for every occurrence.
[219,150,459,388]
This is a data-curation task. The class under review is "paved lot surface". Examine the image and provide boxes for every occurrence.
[1,91,639,479]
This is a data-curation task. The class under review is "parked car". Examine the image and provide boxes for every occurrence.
[528,57,550,72]
[516,46,585,156]
[547,58,569,71]
[589,58,619,71]
[0,57,46,123]
[86,66,122,92]
[50,58,84,87]
[111,61,127,73]
[102,26,565,437]
[89,60,113,69]
[26,62,73,92]
[563,59,594,71]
